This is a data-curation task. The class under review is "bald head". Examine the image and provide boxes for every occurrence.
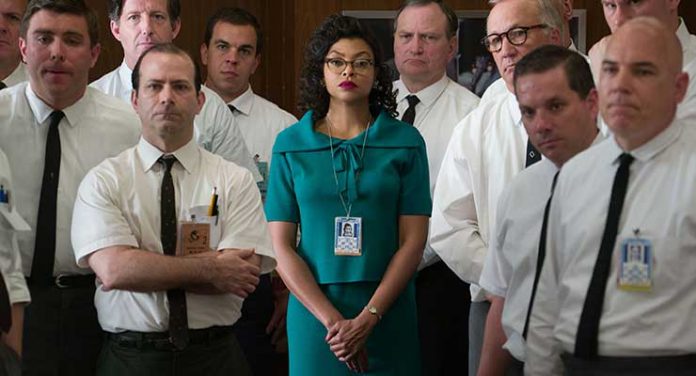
[608,17,682,74]
[600,16,688,150]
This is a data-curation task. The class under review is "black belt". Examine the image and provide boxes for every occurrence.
[26,274,95,289]
[107,326,235,351]
[562,352,696,375]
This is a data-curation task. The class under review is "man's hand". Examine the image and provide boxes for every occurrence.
[209,248,261,297]
[265,284,289,349]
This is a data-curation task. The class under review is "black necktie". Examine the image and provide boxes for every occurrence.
[575,153,634,359]
[0,81,6,90]
[525,140,541,167]
[0,274,12,333]
[159,155,189,349]
[523,171,559,339]
[30,111,64,282]
[227,104,238,114]
[401,95,420,125]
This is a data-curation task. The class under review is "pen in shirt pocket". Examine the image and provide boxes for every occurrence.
[208,187,219,224]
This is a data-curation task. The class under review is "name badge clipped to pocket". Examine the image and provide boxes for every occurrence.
[618,230,653,292]
[334,217,362,256]
[179,218,210,256]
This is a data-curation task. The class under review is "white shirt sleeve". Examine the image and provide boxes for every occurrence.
[479,184,513,298]
[217,166,276,274]
[71,167,139,268]
[524,180,565,376]
[430,118,488,284]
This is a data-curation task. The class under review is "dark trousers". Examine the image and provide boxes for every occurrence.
[416,261,471,376]
[98,329,251,376]
[232,273,276,376]
[0,342,20,376]
[561,353,696,376]
[22,284,102,376]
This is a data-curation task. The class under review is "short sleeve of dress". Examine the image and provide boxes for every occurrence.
[399,142,432,216]
[265,151,300,223]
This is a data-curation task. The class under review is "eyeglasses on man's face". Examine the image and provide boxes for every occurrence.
[481,24,548,53]
[324,58,375,74]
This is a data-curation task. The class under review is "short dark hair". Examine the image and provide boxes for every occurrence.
[107,0,180,28]
[298,14,397,121]
[513,45,594,99]
[394,0,458,39]
[21,0,100,48]
[203,7,263,55]
[132,43,202,94]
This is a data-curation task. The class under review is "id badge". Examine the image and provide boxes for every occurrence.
[618,236,653,292]
[334,217,362,256]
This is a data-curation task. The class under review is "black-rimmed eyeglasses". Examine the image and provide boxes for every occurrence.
[481,24,548,53]
[324,58,374,74]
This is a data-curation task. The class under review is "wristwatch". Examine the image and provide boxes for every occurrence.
[365,305,382,321]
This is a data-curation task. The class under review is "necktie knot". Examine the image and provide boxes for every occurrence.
[406,95,420,107]
[159,155,177,173]
[0,81,6,90]
[227,104,238,114]
[619,153,634,166]
[49,111,65,128]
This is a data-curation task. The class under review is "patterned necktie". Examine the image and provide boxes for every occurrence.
[523,171,559,339]
[30,111,64,282]
[575,153,634,359]
[159,155,189,349]
[401,95,420,125]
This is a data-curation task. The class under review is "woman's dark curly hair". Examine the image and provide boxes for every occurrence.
[298,14,398,122]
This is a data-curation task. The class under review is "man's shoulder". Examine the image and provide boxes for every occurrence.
[440,78,480,106]
[84,87,141,132]
[84,145,138,187]
[199,147,255,182]
[250,93,298,124]
[90,68,119,92]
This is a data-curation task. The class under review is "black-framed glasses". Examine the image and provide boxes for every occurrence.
[325,58,374,74]
[481,24,548,52]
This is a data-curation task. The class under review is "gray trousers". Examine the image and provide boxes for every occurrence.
[0,342,19,376]
[468,300,491,376]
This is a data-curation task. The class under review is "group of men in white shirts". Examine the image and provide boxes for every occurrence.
[0,0,695,375]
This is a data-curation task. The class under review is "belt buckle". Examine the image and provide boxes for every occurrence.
[54,274,70,288]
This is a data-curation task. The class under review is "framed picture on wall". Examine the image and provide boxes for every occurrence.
[343,9,587,97]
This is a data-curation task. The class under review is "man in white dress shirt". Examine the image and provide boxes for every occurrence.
[91,0,261,181]
[72,43,275,375]
[526,17,695,375]
[0,148,30,375]
[391,1,480,374]
[477,45,600,376]
[200,7,295,374]
[0,0,26,88]
[428,1,563,374]
[588,0,696,124]
[0,1,141,374]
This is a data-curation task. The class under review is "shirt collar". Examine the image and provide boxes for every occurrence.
[395,74,449,108]
[137,136,199,173]
[117,60,134,92]
[229,85,254,116]
[608,120,682,164]
[505,89,523,127]
[25,83,88,128]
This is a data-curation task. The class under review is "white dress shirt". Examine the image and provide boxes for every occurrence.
[479,134,602,362]
[2,63,27,87]
[72,138,276,333]
[0,82,141,276]
[430,87,528,301]
[227,85,297,174]
[0,149,30,304]
[675,20,696,124]
[394,75,480,269]
[526,122,696,375]
[91,61,261,181]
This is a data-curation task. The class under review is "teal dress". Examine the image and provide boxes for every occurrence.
[265,110,431,376]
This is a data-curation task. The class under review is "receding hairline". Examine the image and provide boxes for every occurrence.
[487,0,543,34]
[606,16,683,72]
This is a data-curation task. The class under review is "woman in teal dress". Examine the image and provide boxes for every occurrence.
[265,15,431,375]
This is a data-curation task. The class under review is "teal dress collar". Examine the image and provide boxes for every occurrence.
[273,109,424,203]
